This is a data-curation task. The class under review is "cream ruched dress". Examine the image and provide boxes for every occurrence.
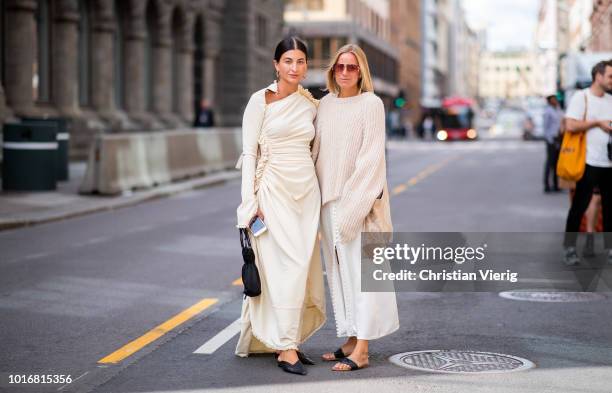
[235,83,326,356]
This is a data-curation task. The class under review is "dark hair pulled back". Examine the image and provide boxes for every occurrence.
[274,36,308,62]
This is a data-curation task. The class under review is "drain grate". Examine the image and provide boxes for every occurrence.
[499,291,606,302]
[389,350,535,374]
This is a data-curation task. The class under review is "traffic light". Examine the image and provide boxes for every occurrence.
[394,91,406,108]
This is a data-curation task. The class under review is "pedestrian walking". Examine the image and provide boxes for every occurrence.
[543,95,563,192]
[562,59,612,265]
[234,36,326,376]
[312,44,399,372]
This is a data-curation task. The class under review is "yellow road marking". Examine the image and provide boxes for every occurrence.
[232,278,243,286]
[98,298,219,364]
[392,156,459,196]
[392,184,407,195]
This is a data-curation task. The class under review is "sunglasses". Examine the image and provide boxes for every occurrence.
[334,63,360,73]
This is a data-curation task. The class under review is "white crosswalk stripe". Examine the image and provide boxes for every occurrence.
[193,318,241,354]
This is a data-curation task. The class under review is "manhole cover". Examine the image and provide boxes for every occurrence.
[389,350,535,374]
[499,291,606,302]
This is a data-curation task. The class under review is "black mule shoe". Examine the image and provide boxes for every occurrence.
[297,351,315,365]
[277,359,307,375]
[275,351,315,365]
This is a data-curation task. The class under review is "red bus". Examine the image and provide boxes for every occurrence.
[436,97,477,141]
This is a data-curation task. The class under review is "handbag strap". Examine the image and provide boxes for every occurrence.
[239,228,252,249]
[582,89,588,121]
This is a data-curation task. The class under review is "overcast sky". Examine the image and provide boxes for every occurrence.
[462,0,541,51]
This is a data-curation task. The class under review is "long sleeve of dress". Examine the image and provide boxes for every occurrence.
[236,92,265,228]
[336,97,386,243]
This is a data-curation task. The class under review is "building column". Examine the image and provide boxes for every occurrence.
[0,84,14,123]
[53,0,79,117]
[124,3,146,121]
[90,0,115,120]
[203,9,222,107]
[176,13,194,123]
[4,0,37,116]
[177,52,194,123]
[152,11,172,123]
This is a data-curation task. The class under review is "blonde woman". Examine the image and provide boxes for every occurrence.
[235,37,326,376]
[312,44,399,371]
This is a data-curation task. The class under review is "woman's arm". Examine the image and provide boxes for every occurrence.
[311,115,321,164]
[337,96,386,243]
[236,93,265,228]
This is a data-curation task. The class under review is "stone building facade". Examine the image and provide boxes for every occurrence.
[283,0,400,104]
[389,0,421,127]
[479,51,540,99]
[590,0,612,51]
[0,0,284,158]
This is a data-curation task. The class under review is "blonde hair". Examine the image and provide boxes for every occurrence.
[325,44,374,95]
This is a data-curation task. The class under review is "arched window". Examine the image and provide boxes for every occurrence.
[34,0,51,102]
[78,0,91,107]
[171,7,184,113]
[193,15,204,116]
[144,0,157,111]
[113,0,127,109]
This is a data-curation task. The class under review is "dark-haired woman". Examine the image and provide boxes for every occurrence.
[234,37,326,376]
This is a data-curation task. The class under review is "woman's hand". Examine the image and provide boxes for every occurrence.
[256,208,265,221]
[250,208,265,225]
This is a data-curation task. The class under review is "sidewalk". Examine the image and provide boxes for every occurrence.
[0,162,240,231]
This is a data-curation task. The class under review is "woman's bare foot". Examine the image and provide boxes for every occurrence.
[332,351,369,371]
[321,337,357,361]
[277,349,299,364]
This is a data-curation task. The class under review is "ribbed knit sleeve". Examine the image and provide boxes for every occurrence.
[236,91,265,228]
[337,95,386,243]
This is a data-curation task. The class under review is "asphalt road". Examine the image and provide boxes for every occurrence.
[1,138,611,393]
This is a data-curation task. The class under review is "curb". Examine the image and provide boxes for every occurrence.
[0,171,241,232]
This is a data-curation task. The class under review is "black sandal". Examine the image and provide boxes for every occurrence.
[333,357,368,371]
[275,351,315,366]
[278,359,307,375]
[322,347,347,361]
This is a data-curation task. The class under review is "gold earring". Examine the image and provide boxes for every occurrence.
[276,70,279,80]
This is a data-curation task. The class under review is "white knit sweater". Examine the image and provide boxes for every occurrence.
[312,92,387,243]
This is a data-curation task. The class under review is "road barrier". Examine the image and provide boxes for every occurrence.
[79,128,241,195]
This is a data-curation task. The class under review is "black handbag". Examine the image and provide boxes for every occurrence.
[240,228,261,297]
